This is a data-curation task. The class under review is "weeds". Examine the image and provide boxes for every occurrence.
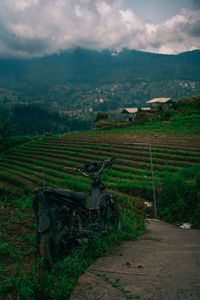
[92,272,136,299]
[158,165,200,228]
[0,190,146,300]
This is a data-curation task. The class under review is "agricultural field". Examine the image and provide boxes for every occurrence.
[0,111,200,299]
[1,119,200,202]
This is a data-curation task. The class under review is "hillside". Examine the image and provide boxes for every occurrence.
[0,48,200,111]
[1,96,200,198]
[0,97,200,299]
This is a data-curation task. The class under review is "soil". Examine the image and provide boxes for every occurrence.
[70,219,200,300]
[45,140,200,157]
[19,146,198,171]
[1,170,38,189]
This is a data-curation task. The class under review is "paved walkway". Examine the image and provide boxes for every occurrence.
[70,219,200,300]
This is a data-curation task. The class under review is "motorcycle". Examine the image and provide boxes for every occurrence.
[33,157,121,268]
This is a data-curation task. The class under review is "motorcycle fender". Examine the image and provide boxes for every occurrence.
[38,208,51,232]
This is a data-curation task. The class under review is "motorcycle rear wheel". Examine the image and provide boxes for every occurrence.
[40,230,56,269]
[40,212,82,269]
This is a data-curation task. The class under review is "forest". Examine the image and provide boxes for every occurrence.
[0,103,93,136]
[0,48,200,113]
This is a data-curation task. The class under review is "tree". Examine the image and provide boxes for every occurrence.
[0,118,12,153]
[94,112,109,124]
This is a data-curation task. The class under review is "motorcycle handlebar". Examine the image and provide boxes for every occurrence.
[65,166,77,171]
[110,156,117,161]
[65,157,117,176]
[104,156,117,166]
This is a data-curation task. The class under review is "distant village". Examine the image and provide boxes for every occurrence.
[121,97,176,122]
[0,79,199,119]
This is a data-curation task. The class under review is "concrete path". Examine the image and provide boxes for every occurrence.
[70,219,200,300]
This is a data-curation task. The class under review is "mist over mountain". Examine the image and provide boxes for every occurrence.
[0,48,200,111]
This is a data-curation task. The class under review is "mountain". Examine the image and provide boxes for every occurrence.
[0,48,200,111]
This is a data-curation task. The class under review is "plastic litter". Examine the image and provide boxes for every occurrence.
[180,223,191,229]
[144,201,152,207]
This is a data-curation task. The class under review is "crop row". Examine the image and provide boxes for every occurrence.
[25,139,200,162]
[55,144,200,164]
[1,143,194,192]
[1,141,163,197]
[17,143,198,171]
[0,157,147,207]
[4,153,163,188]
[22,139,200,166]
[1,132,199,208]
[43,139,200,157]
[10,147,183,176]
[0,160,156,202]
[57,134,200,150]
[0,156,159,192]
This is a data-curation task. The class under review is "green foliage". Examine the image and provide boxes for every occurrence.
[158,174,186,222]
[0,154,147,299]
[94,112,109,123]
[1,266,40,300]
[158,165,200,228]
[0,195,146,299]
[0,118,12,153]
[10,104,92,136]
[0,242,20,259]
[134,112,151,125]
[162,109,175,120]
[173,95,200,113]
[95,120,131,130]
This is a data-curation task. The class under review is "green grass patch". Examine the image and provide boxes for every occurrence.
[158,164,200,228]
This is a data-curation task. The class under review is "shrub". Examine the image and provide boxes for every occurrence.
[94,112,109,124]
[158,174,186,223]
[158,165,200,228]
[134,111,155,125]
[94,120,131,130]
[173,95,200,113]
[162,109,175,120]
[0,118,12,153]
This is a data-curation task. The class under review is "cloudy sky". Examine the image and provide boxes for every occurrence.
[0,0,200,57]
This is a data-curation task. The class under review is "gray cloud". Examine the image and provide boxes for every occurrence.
[0,21,49,55]
[192,0,200,8]
[0,0,199,57]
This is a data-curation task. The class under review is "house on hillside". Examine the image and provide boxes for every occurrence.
[146,98,176,111]
[121,107,150,122]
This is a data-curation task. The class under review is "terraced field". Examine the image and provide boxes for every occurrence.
[1,117,200,299]
[1,129,200,213]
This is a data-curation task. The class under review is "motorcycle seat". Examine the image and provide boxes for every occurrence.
[55,189,87,206]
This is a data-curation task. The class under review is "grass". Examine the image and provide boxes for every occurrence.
[86,113,200,137]
[0,188,146,300]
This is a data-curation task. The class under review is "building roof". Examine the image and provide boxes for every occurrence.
[121,107,151,114]
[146,97,175,104]
[141,107,151,111]
[121,108,138,114]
